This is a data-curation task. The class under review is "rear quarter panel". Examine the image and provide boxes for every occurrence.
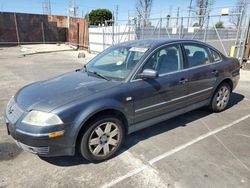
[210,56,240,94]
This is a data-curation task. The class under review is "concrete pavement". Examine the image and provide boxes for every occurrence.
[0,45,250,188]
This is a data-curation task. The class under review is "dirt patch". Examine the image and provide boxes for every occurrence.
[0,142,22,161]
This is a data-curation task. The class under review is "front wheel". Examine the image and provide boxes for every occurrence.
[79,116,124,162]
[210,82,231,112]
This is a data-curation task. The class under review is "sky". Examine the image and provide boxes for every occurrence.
[0,0,241,20]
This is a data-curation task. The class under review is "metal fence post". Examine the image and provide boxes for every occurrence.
[239,16,250,65]
[180,17,183,38]
[14,13,20,46]
[128,19,131,41]
[142,26,144,39]
[41,22,45,44]
[235,7,245,58]
[102,28,105,51]
[159,18,162,38]
[204,15,210,42]
[112,20,115,45]
[134,18,137,40]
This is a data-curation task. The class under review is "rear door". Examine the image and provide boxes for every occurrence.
[182,43,218,105]
[130,44,189,123]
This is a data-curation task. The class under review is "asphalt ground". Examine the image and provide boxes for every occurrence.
[0,46,250,188]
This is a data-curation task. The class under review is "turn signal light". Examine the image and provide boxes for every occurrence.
[48,131,65,138]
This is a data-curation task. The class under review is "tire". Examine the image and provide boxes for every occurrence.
[209,82,231,112]
[79,115,124,162]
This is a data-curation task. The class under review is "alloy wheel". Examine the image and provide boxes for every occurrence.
[216,86,230,110]
[88,122,120,157]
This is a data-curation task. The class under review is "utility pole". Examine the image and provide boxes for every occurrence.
[112,10,115,44]
[42,0,51,15]
[176,7,180,26]
[187,0,193,28]
[169,5,173,17]
[48,0,51,15]
[115,5,118,44]
[115,5,118,26]
[69,0,78,17]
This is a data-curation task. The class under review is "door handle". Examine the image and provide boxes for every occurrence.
[211,70,219,76]
[179,78,188,84]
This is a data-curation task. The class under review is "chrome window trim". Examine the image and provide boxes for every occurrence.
[131,60,221,83]
[130,40,223,83]
[135,87,213,113]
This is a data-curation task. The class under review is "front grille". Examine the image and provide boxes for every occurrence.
[6,97,24,124]
[14,140,50,155]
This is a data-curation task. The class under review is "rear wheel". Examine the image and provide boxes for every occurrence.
[79,116,124,162]
[210,82,231,112]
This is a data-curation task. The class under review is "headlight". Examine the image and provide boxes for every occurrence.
[22,110,63,126]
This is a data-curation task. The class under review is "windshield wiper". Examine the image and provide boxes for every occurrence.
[84,65,110,81]
[90,71,110,81]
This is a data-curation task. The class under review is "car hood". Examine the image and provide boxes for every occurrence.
[15,71,120,112]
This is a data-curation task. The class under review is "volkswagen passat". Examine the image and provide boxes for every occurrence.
[5,39,240,162]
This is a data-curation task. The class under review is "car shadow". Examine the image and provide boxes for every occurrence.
[39,154,90,166]
[41,92,244,166]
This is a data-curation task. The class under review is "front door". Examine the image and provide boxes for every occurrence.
[130,44,189,123]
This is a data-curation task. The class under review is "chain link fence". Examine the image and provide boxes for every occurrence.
[89,4,250,64]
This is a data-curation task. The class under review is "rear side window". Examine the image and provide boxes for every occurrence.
[183,44,210,68]
[210,49,221,62]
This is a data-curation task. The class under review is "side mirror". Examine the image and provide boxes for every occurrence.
[138,69,159,79]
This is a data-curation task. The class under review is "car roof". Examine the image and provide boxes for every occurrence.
[117,39,202,49]
[116,39,224,57]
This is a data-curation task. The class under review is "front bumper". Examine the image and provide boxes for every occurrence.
[5,98,76,157]
[14,139,50,155]
[6,118,75,157]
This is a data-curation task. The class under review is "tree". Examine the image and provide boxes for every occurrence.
[215,21,224,28]
[193,22,200,27]
[195,0,214,27]
[136,0,153,27]
[88,9,113,26]
[229,0,247,28]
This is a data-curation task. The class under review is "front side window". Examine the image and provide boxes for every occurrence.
[183,44,210,68]
[86,46,148,81]
[141,45,183,75]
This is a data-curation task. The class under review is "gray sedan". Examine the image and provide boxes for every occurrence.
[5,39,240,162]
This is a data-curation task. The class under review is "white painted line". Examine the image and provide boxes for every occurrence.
[233,134,250,138]
[101,165,147,188]
[214,133,250,172]
[149,114,250,164]
[200,119,250,172]
[100,114,250,188]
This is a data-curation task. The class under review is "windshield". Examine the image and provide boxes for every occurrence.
[85,46,148,81]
